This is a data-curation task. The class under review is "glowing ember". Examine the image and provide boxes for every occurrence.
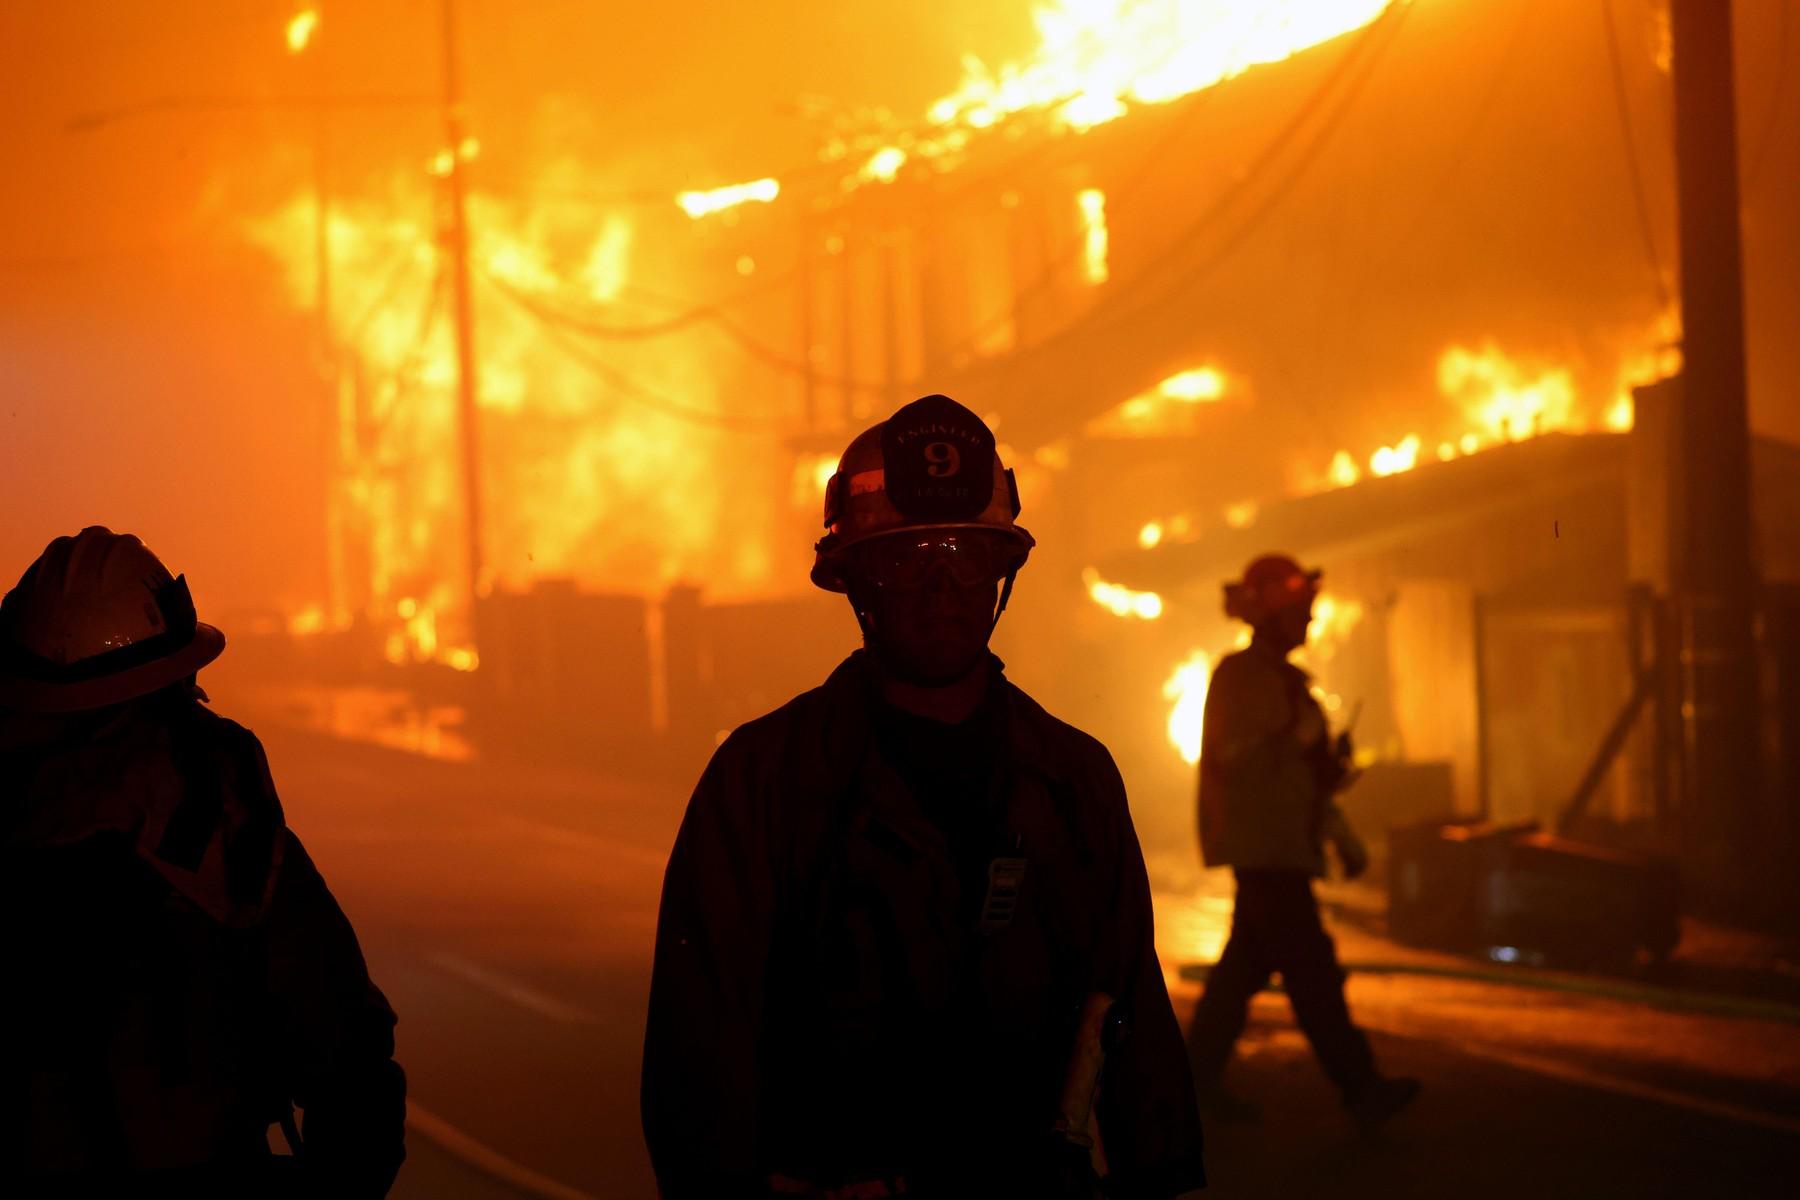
[285,9,319,55]
[1326,450,1361,489]
[1077,188,1110,284]
[676,177,780,219]
[1159,367,1226,402]
[1083,567,1164,619]
[1163,648,1213,764]
[860,147,909,184]
[1138,521,1165,549]
[1604,393,1634,432]
[1369,433,1421,478]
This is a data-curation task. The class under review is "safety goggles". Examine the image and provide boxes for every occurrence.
[847,530,1014,591]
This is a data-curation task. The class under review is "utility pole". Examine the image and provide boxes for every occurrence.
[1668,0,1761,909]
[440,0,487,657]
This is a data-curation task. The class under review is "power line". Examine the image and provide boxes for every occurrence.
[911,5,1420,376]
[484,269,888,394]
[1602,0,1674,312]
[484,271,797,434]
[926,0,1408,391]
[1092,0,1410,337]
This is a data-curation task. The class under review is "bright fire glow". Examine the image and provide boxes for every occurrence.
[1086,363,1230,436]
[1439,343,1576,444]
[246,154,784,665]
[1223,499,1259,529]
[1304,329,1678,496]
[927,0,1394,138]
[1369,433,1421,478]
[1083,567,1164,619]
[1159,367,1226,402]
[676,177,780,219]
[1138,521,1164,549]
[285,9,319,54]
[860,147,909,184]
[1163,648,1213,764]
[1077,188,1109,284]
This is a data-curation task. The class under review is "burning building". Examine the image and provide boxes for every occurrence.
[230,1,1798,901]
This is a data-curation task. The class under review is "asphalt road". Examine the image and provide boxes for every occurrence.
[249,717,1800,1199]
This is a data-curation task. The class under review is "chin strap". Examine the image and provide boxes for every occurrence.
[991,567,1019,634]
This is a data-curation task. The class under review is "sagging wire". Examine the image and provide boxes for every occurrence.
[1601,0,1674,313]
[483,269,797,433]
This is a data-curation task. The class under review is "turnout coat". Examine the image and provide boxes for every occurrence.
[642,652,1204,1198]
[0,697,405,1196]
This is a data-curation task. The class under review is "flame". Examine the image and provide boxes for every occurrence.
[1086,363,1231,436]
[1369,433,1421,478]
[1438,343,1576,444]
[676,177,780,219]
[1304,328,1679,496]
[1083,567,1164,619]
[1159,367,1225,402]
[285,9,319,54]
[860,147,909,184]
[1077,188,1110,285]
[928,0,1395,139]
[1138,521,1164,549]
[1163,648,1213,765]
[790,0,1397,198]
[246,151,787,665]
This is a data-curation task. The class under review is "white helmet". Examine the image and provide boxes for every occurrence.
[0,527,225,713]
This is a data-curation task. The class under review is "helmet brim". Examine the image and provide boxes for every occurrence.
[0,623,225,714]
[811,523,1034,593]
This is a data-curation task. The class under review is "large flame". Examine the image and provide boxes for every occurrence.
[1164,648,1212,765]
[1083,566,1165,619]
[246,164,790,661]
[1303,324,1679,494]
[681,0,1398,203]
[928,0,1396,138]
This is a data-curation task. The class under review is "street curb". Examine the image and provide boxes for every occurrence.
[1177,960,1800,1025]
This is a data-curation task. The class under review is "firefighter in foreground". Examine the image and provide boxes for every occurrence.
[1185,554,1418,1128]
[642,395,1206,1198]
[0,527,405,1195]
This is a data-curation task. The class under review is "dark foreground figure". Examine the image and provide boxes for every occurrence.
[643,396,1205,1198]
[1186,554,1418,1129]
[0,528,405,1197]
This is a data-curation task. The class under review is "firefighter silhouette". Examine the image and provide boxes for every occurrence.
[1185,554,1419,1129]
[0,528,404,1195]
[642,396,1205,1198]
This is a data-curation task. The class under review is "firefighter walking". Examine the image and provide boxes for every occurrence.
[642,395,1205,1198]
[1184,554,1418,1129]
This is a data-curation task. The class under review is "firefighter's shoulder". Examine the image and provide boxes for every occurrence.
[691,654,864,811]
[1208,646,1287,700]
[1002,679,1128,804]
